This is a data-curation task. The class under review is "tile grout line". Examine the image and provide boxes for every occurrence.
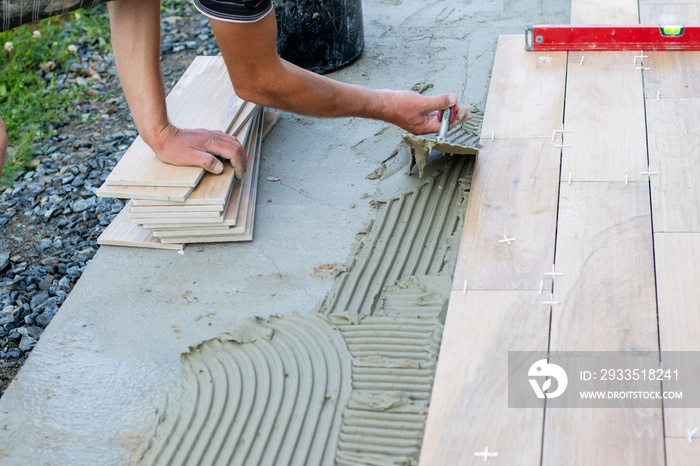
[540,46,570,466]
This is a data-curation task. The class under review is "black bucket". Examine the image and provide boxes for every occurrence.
[272,0,364,74]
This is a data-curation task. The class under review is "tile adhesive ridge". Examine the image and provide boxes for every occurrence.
[138,121,479,465]
[140,314,353,466]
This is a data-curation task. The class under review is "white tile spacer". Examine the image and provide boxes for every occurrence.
[634,52,650,70]
[542,297,560,306]
[491,129,495,141]
[475,447,499,462]
[544,265,563,278]
[657,90,661,100]
[641,166,659,176]
[552,128,571,141]
[462,280,468,294]
[625,172,628,185]
[580,55,585,66]
[498,235,516,245]
[568,172,572,185]
[633,52,649,65]
[539,55,552,63]
[539,280,544,295]
[687,427,698,443]
[553,144,570,148]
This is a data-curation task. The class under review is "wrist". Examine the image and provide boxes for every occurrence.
[140,120,176,153]
[376,89,397,125]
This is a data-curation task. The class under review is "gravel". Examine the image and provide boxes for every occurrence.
[0,4,221,396]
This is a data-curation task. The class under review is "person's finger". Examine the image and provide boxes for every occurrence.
[419,93,458,114]
[203,137,247,180]
[189,150,225,174]
[448,105,473,130]
[228,150,247,181]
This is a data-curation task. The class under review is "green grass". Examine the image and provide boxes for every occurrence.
[0,5,113,188]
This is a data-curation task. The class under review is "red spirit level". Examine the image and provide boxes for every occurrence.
[525,25,700,51]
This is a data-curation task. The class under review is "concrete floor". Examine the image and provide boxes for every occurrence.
[0,1,569,464]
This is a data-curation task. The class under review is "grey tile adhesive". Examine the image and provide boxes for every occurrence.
[137,118,480,466]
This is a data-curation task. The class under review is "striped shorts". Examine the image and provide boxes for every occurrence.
[0,0,272,33]
[192,0,272,23]
[1,0,110,32]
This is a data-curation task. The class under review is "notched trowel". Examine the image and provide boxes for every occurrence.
[403,105,479,177]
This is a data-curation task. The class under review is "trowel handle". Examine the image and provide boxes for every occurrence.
[437,105,457,142]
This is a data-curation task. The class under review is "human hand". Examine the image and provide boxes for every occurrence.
[382,91,472,135]
[149,123,247,180]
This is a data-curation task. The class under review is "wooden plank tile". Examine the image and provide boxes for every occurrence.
[550,182,657,351]
[129,204,223,214]
[640,4,700,23]
[262,111,281,140]
[152,226,231,238]
[571,0,639,24]
[137,163,236,208]
[128,209,222,220]
[666,438,700,466]
[105,137,206,188]
[97,202,183,250]
[159,232,248,244]
[225,107,263,234]
[645,99,700,232]
[568,51,641,66]
[105,57,244,187]
[662,402,700,439]
[453,139,560,291]
[480,35,567,140]
[639,0,700,103]
[645,52,700,100]
[129,214,225,226]
[654,233,700,436]
[219,110,259,227]
[141,222,225,230]
[230,101,258,137]
[561,57,648,182]
[420,291,548,466]
[96,183,193,203]
[542,182,662,466]
[235,109,265,241]
[543,408,664,466]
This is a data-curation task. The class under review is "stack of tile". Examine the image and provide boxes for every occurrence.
[96,56,278,250]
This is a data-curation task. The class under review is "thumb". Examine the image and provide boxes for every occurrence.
[421,93,457,114]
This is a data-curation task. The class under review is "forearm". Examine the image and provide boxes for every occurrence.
[243,57,387,121]
[210,14,458,135]
[0,116,7,176]
[108,0,169,149]
[210,14,385,121]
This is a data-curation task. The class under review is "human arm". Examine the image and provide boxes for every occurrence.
[209,12,470,135]
[107,0,247,178]
[0,115,6,177]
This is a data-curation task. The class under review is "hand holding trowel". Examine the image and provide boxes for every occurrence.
[403,103,478,177]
